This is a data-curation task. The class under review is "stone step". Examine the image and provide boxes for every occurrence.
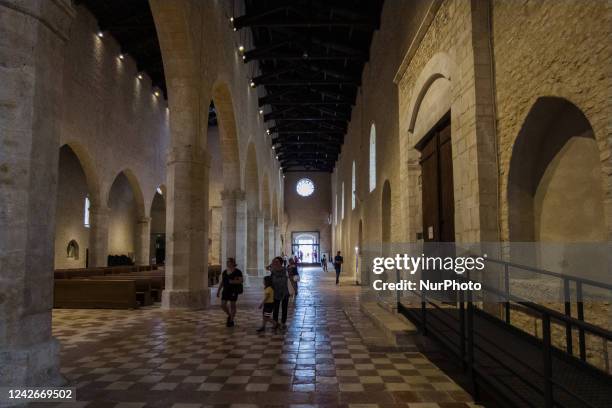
[360,301,418,347]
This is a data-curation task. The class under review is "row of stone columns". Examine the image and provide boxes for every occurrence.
[221,190,282,280]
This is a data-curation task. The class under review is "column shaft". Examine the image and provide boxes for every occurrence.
[162,146,210,309]
[88,205,110,267]
[0,0,74,389]
[135,216,151,265]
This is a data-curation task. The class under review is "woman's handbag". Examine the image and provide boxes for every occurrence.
[287,278,295,296]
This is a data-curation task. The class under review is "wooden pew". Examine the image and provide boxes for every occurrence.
[88,276,154,305]
[54,279,138,309]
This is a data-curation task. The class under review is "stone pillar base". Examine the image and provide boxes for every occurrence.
[0,338,63,392]
[161,289,210,310]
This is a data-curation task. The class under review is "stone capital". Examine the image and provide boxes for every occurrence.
[166,145,210,167]
[88,204,110,217]
[221,189,246,202]
[137,216,152,225]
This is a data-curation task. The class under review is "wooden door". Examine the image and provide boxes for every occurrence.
[418,118,454,243]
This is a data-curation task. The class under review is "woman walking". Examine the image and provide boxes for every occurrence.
[270,256,290,330]
[216,258,244,327]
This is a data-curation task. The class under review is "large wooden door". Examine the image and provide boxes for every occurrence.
[419,118,454,243]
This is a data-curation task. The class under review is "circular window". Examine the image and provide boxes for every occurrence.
[296,178,315,197]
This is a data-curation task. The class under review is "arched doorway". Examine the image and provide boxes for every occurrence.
[291,232,320,264]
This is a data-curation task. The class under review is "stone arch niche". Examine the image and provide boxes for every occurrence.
[150,186,166,265]
[245,142,262,277]
[212,81,241,191]
[507,97,607,276]
[55,144,98,269]
[106,170,146,266]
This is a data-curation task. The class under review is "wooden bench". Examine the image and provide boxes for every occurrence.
[54,279,138,309]
[88,276,154,305]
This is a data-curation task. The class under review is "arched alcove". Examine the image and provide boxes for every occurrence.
[508,97,606,243]
[507,97,606,275]
[55,145,93,268]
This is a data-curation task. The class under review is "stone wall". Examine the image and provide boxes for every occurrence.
[55,146,89,269]
[492,0,612,241]
[61,6,169,209]
[332,0,434,280]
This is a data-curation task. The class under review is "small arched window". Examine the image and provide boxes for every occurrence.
[83,196,90,228]
[369,124,376,192]
[351,161,356,209]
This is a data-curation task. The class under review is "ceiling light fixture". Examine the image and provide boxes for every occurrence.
[266,129,270,134]
[250,81,256,88]
[154,90,160,97]
[137,73,143,80]
[259,109,264,115]
[119,53,125,60]
[238,45,245,53]
[97,31,104,38]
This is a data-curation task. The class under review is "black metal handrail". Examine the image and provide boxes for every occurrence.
[398,257,612,408]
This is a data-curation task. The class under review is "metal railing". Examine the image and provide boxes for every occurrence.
[398,257,612,408]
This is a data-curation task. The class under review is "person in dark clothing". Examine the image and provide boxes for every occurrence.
[270,256,289,329]
[216,258,243,327]
[333,251,343,285]
[321,254,328,272]
[287,258,299,296]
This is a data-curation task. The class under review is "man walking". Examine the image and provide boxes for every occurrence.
[333,251,343,285]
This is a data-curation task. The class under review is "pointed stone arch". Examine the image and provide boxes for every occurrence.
[244,142,260,212]
[212,80,241,191]
[108,168,146,218]
[60,142,101,206]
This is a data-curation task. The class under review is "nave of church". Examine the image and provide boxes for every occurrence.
[1,1,611,407]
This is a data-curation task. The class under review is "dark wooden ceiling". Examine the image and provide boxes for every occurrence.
[77,1,383,171]
[236,0,384,172]
[76,0,166,97]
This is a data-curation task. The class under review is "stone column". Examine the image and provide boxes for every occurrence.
[135,216,151,265]
[88,205,110,267]
[209,207,222,265]
[247,210,265,277]
[264,218,275,264]
[274,224,281,256]
[0,0,74,390]
[162,146,210,309]
[221,190,248,285]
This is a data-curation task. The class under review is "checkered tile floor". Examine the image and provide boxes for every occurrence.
[32,267,481,408]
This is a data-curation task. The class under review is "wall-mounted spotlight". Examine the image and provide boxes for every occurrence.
[119,53,125,60]
[266,129,270,134]
[230,17,234,23]
[137,73,143,80]
[250,80,256,88]
[238,45,245,53]
[259,109,264,115]
[154,90,160,97]
[272,146,276,150]
[242,55,246,61]
[97,31,104,38]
